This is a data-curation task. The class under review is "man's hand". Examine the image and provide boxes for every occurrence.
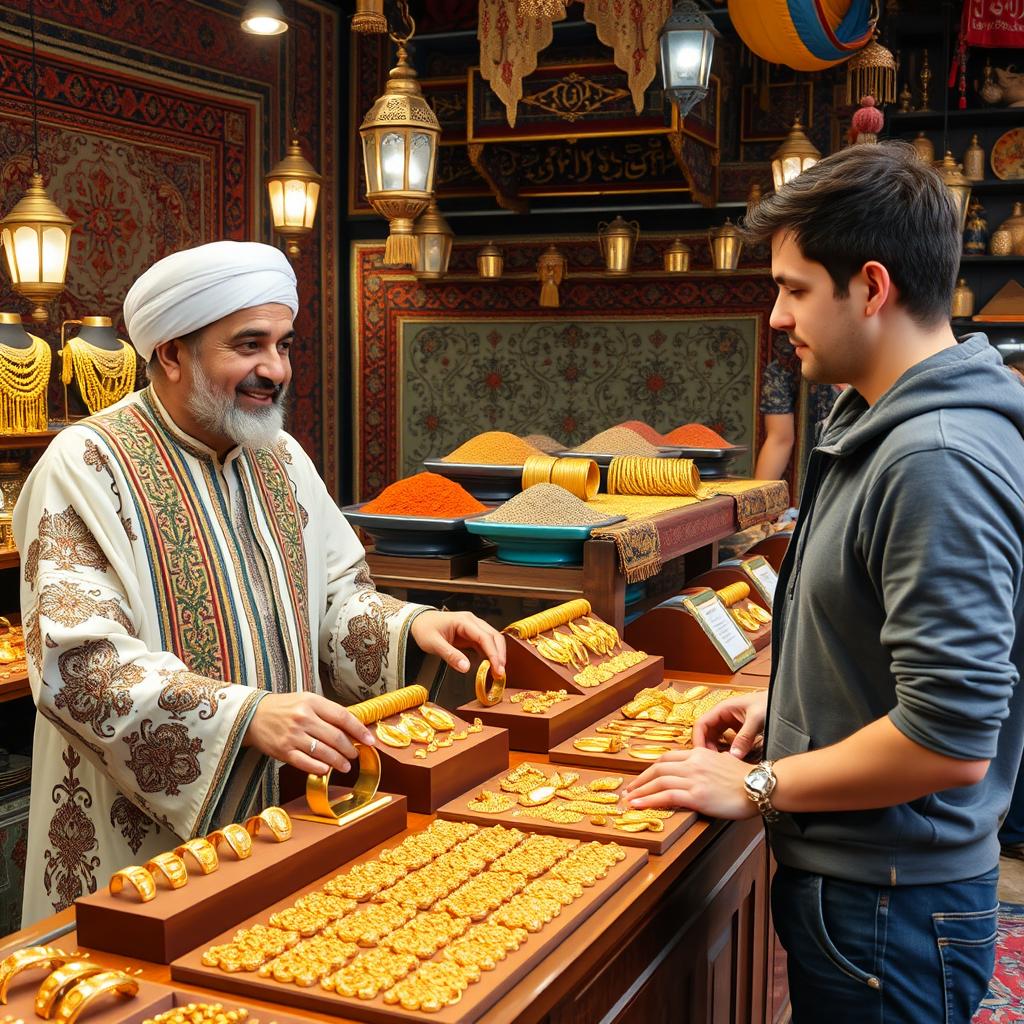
[410,610,506,675]
[693,690,768,757]
[243,692,375,776]
[622,747,758,820]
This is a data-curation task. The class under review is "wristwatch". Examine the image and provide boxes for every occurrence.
[744,760,780,822]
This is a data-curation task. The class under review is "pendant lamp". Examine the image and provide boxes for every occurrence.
[659,1,719,117]
[770,116,821,190]
[241,0,288,35]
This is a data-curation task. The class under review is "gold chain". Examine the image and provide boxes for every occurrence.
[62,337,137,415]
[0,335,51,433]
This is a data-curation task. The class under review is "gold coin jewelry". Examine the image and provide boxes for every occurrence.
[108,866,157,902]
[419,704,455,731]
[144,851,189,889]
[245,806,293,842]
[474,660,506,706]
[397,712,435,744]
[208,823,253,860]
[730,607,760,632]
[142,1002,254,1024]
[467,790,515,814]
[61,337,136,415]
[174,837,219,875]
[0,947,70,1003]
[573,736,625,754]
[376,720,411,748]
[348,685,428,725]
[35,964,107,1019]
[747,603,772,625]
[51,969,138,1024]
[715,581,750,607]
[0,334,51,434]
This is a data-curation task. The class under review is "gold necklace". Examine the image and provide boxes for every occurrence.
[61,336,137,414]
[0,335,51,433]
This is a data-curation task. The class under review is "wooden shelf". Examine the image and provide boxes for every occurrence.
[0,669,30,703]
[960,255,1024,264]
[967,179,1024,194]
[889,108,1024,130]
[0,428,62,451]
[0,548,18,570]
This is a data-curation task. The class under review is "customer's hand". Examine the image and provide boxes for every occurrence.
[410,610,506,675]
[692,690,768,758]
[243,692,375,776]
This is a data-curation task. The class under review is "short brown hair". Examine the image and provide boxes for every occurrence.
[743,142,960,327]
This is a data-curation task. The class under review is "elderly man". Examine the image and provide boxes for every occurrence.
[14,240,505,925]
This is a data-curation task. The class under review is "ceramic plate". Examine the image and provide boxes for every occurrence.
[992,128,1024,180]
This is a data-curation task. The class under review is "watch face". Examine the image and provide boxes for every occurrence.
[747,769,771,796]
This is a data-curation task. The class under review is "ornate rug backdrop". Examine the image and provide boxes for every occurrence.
[352,235,790,500]
[0,0,340,490]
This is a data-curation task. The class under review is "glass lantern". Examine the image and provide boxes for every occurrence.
[659,1,719,117]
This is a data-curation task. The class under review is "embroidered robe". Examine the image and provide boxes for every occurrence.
[14,387,426,925]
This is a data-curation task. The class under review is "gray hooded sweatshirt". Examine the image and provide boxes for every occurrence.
[766,334,1024,886]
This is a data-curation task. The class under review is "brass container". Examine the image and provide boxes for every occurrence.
[962,134,985,182]
[997,202,1024,255]
[709,218,742,271]
[990,229,1013,256]
[598,215,640,274]
[911,131,934,163]
[477,242,504,279]
[664,237,691,273]
[951,278,975,318]
[537,245,568,307]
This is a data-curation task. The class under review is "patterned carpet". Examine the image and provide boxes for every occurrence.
[975,902,1024,1022]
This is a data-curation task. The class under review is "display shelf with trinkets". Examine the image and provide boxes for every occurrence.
[0,615,29,703]
[549,680,764,775]
[74,794,408,965]
[170,820,646,1024]
[437,764,697,855]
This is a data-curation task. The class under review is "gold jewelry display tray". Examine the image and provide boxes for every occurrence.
[75,793,407,964]
[436,765,697,855]
[170,835,647,1024]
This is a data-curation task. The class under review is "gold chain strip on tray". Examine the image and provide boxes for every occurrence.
[607,456,701,497]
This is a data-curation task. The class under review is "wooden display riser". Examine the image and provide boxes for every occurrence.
[366,548,492,581]
[171,837,647,1024]
[548,680,764,775]
[476,557,583,590]
[686,564,772,613]
[735,645,772,685]
[436,764,697,855]
[75,793,408,964]
[375,712,509,813]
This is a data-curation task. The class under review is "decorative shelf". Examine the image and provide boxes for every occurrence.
[0,670,30,703]
[953,318,1024,327]
[960,255,1024,264]
[0,548,18,570]
[0,428,62,451]
[889,108,1024,130]
[966,179,1024,194]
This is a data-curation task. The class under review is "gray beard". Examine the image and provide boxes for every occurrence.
[186,359,287,450]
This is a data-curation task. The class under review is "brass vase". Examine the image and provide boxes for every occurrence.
[598,215,640,274]
[951,278,974,318]
[664,237,691,273]
[962,134,985,182]
[911,132,934,163]
[997,202,1024,255]
[477,242,504,279]
[709,219,742,271]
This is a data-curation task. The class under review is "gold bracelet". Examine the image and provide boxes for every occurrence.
[35,964,107,1019]
[173,838,219,875]
[51,971,138,1024]
[0,946,70,1003]
[108,866,156,902]
[305,744,381,822]
[474,661,506,706]
[244,806,293,843]
[207,823,253,860]
[716,581,750,607]
[143,851,188,889]
[348,685,428,725]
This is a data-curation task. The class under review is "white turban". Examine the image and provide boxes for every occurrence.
[123,241,298,361]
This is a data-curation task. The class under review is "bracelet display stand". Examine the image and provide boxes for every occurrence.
[171,836,647,1024]
[684,567,772,652]
[625,588,758,673]
[0,971,169,1024]
[372,712,509,813]
[436,765,696,855]
[75,792,407,964]
[549,679,764,774]
[746,532,792,573]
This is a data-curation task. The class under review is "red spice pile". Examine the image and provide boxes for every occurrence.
[361,472,487,518]
[662,423,734,448]
[615,420,665,445]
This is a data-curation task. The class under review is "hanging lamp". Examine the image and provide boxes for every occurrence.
[352,0,387,33]
[770,116,821,190]
[359,0,441,267]
[241,0,288,35]
[412,200,454,279]
[659,1,720,117]
[845,36,897,107]
[0,0,74,323]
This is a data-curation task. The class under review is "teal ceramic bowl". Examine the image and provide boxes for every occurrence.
[465,516,624,566]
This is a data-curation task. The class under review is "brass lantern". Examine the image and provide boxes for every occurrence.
[0,173,74,323]
[664,237,691,273]
[709,218,742,271]
[771,117,821,191]
[659,1,719,118]
[265,134,322,259]
[477,242,504,279]
[241,0,288,34]
[352,0,386,33]
[938,151,972,233]
[412,199,454,279]
[359,9,441,268]
[598,215,640,274]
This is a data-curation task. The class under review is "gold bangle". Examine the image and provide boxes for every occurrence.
[51,971,138,1024]
[108,866,156,903]
[627,745,671,760]
[207,823,253,860]
[0,946,70,1003]
[716,582,750,607]
[474,660,506,706]
[173,838,219,875]
[305,744,381,823]
[348,685,428,726]
[244,806,293,843]
[35,964,107,1019]
[143,851,188,889]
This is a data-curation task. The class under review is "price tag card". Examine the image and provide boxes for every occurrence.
[743,555,778,608]
[683,590,755,672]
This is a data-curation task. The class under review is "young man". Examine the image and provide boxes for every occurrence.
[625,143,1024,1022]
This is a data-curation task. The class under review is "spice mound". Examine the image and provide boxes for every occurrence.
[481,483,610,526]
[521,433,564,454]
[572,426,660,456]
[360,472,486,518]
[662,423,734,448]
[614,420,664,445]
[442,431,543,465]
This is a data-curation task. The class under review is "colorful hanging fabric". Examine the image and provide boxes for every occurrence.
[581,0,672,113]
[961,0,1024,49]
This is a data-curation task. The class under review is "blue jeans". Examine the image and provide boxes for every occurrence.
[772,864,999,1024]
